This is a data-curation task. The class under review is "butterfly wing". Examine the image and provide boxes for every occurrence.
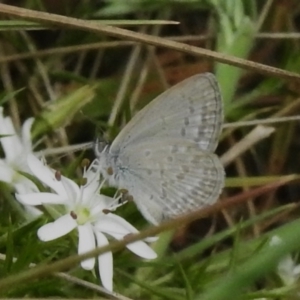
[110,73,223,154]
[116,138,224,224]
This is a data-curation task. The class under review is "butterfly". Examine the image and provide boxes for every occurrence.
[94,73,224,225]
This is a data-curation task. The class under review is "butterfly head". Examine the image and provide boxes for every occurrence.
[93,137,118,185]
[93,137,109,157]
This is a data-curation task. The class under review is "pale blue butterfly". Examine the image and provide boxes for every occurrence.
[94,73,224,225]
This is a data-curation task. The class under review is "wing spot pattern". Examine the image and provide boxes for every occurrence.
[189,106,195,114]
[181,127,186,137]
[167,156,173,162]
[203,89,210,98]
[144,150,151,157]
[184,117,190,126]
[191,156,200,164]
[182,165,190,173]
[171,145,179,153]
[176,173,185,180]
[197,127,204,137]
[162,182,168,187]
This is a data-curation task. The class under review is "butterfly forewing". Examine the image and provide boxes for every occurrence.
[110,73,223,153]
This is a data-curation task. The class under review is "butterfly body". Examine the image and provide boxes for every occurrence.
[95,73,225,225]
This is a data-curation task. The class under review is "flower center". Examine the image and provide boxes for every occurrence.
[71,207,91,225]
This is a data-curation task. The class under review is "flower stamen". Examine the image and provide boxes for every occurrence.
[55,170,61,181]
[70,211,78,219]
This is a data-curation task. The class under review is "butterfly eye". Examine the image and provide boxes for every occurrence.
[93,137,108,156]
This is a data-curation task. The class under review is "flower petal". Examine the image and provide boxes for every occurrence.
[27,154,67,197]
[95,215,130,236]
[293,264,300,276]
[0,160,14,183]
[21,117,34,151]
[60,175,80,205]
[0,115,23,162]
[104,213,139,234]
[95,216,157,259]
[98,214,158,242]
[83,168,100,193]
[125,239,157,259]
[16,192,66,205]
[90,195,112,216]
[14,177,39,194]
[106,231,157,259]
[95,231,113,291]
[23,205,43,217]
[143,236,159,243]
[37,214,76,241]
[82,180,100,205]
[78,224,96,270]
[277,255,296,285]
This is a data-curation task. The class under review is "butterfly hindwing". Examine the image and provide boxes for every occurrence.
[115,138,224,224]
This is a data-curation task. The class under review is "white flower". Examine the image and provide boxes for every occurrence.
[270,235,300,286]
[16,154,157,291]
[0,107,37,194]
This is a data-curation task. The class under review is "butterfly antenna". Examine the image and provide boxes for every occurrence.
[36,142,93,158]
